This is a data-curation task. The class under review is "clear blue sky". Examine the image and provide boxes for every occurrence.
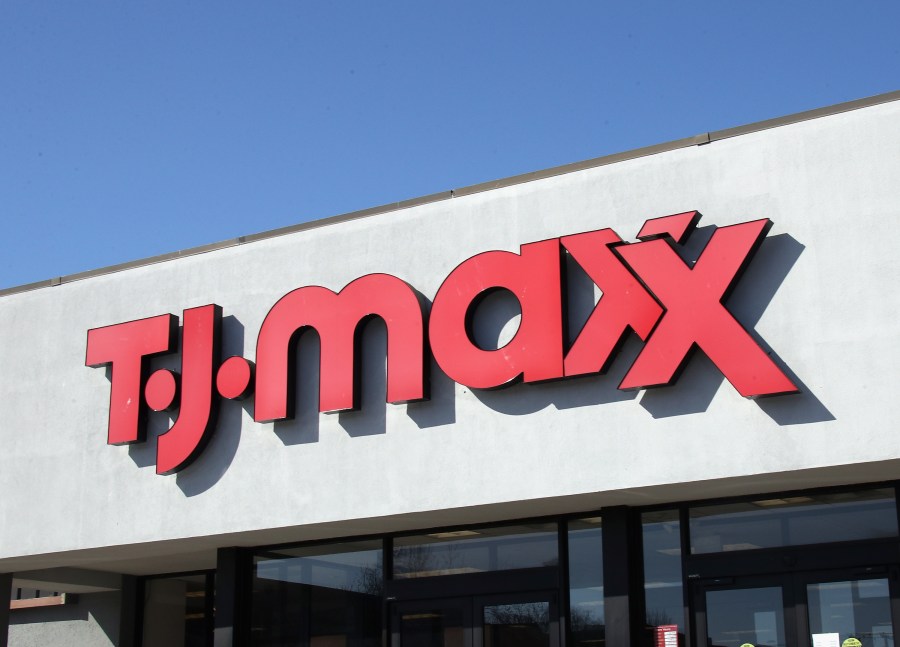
[2,1,898,289]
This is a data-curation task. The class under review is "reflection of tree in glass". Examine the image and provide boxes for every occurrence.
[443,542,462,571]
[394,545,432,576]
[394,542,464,576]
[646,610,674,627]
[484,603,550,634]
[348,562,383,596]
[569,606,602,633]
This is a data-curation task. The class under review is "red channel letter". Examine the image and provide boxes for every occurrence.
[254,273,427,423]
[429,239,564,389]
[616,217,798,397]
[156,304,222,475]
[561,229,663,375]
[85,314,178,445]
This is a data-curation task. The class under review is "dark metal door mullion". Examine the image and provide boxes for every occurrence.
[690,579,708,647]
[885,565,900,647]
[784,572,802,647]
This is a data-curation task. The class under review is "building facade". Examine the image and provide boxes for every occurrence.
[2,92,900,647]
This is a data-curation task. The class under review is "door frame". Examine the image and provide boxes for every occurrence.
[690,566,900,647]
[692,572,797,647]
[795,566,900,647]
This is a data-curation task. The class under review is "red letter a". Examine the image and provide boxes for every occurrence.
[429,239,564,389]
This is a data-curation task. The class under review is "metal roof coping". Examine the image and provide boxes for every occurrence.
[2,89,898,299]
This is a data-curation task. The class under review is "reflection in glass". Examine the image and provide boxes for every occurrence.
[706,586,786,647]
[567,518,604,647]
[690,488,897,554]
[641,510,684,646]
[393,524,558,579]
[251,539,382,646]
[807,578,893,647]
[400,605,466,647]
[483,602,550,647]
[142,573,211,647]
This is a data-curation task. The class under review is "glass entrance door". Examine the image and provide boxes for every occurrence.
[804,575,894,647]
[695,576,793,647]
[694,571,898,647]
[391,592,559,647]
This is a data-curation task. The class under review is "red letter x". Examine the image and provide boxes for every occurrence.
[616,216,798,398]
[561,229,663,376]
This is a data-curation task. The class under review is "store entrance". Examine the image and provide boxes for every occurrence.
[692,568,899,647]
[390,590,560,647]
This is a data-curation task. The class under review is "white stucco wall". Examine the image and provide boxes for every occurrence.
[1,99,899,574]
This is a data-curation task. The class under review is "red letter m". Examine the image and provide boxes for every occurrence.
[254,273,427,423]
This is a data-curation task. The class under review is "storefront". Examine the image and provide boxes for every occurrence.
[2,91,899,647]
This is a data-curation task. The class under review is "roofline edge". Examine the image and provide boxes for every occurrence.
[3,88,899,299]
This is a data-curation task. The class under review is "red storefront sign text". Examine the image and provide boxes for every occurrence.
[86,211,797,474]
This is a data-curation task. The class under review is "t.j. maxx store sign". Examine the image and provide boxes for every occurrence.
[86,210,798,475]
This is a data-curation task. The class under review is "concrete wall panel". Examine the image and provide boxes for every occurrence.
[1,100,899,573]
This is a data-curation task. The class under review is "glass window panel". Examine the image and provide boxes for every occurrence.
[251,539,382,647]
[807,578,893,647]
[690,488,897,554]
[706,586,786,647]
[393,523,558,578]
[142,573,210,647]
[641,510,684,646]
[567,518,604,647]
[483,602,550,647]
